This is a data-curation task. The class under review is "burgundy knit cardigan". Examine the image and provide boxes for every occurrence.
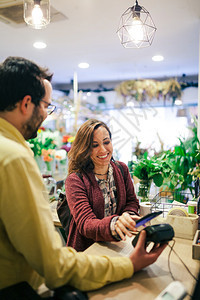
[65,161,139,251]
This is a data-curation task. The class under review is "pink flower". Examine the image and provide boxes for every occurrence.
[61,144,71,153]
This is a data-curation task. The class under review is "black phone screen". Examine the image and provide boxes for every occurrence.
[135,211,162,228]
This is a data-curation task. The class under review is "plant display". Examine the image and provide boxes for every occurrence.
[189,163,200,180]
[42,149,55,162]
[172,122,200,194]
[27,128,59,156]
[161,117,199,195]
[132,151,184,189]
[131,117,200,196]
[115,78,182,103]
[27,128,69,174]
[132,139,149,160]
[61,135,75,152]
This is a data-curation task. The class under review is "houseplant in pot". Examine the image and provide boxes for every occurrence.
[132,151,184,201]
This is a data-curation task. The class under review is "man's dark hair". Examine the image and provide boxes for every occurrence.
[0,56,53,111]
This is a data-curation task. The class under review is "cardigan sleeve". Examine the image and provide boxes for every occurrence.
[65,174,117,242]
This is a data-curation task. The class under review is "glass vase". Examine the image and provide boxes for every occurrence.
[34,155,46,173]
[57,157,68,175]
[138,179,152,202]
[44,160,55,177]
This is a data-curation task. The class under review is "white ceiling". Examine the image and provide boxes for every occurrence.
[0,0,199,89]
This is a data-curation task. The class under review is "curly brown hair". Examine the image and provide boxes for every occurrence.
[68,119,112,175]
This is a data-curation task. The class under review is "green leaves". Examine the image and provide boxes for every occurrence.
[132,151,183,189]
[27,130,57,156]
[152,173,163,187]
[171,128,200,194]
[132,117,199,195]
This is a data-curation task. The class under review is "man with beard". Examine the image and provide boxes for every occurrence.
[0,57,167,299]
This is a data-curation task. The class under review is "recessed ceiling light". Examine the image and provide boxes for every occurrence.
[33,42,47,49]
[78,62,89,69]
[152,55,164,62]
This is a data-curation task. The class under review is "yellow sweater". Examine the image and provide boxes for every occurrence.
[0,118,133,291]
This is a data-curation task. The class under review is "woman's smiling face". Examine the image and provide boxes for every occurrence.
[90,126,113,168]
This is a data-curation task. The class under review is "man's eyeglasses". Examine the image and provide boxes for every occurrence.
[40,99,56,115]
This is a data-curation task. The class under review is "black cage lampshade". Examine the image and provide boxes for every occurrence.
[117,0,157,48]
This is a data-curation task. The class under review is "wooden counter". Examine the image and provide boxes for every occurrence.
[85,236,200,300]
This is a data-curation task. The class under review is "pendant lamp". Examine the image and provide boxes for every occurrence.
[117,0,157,48]
[24,0,50,29]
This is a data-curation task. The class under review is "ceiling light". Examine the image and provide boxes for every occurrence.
[24,0,50,29]
[33,41,47,49]
[152,55,164,62]
[174,99,182,106]
[78,62,89,69]
[117,0,157,48]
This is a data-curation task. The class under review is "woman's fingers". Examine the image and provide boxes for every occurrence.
[116,223,131,239]
[120,212,136,230]
[115,213,137,239]
[115,225,126,240]
[131,215,141,222]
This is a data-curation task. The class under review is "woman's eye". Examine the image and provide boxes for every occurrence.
[92,144,98,148]
[104,141,110,145]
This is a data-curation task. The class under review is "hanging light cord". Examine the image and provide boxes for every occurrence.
[135,0,139,10]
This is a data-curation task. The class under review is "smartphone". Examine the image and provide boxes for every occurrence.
[135,211,162,228]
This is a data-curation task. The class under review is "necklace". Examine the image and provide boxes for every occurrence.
[94,171,108,176]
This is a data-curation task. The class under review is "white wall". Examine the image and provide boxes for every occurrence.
[102,106,190,164]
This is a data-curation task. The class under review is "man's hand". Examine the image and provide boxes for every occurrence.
[129,230,167,272]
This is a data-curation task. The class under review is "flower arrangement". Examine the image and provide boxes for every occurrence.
[61,134,75,153]
[62,135,75,144]
[27,128,59,156]
[54,149,68,174]
[42,148,57,162]
[27,128,63,174]
[115,78,182,103]
[41,149,56,172]
[54,149,67,160]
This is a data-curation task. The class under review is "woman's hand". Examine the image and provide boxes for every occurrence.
[129,230,167,272]
[115,212,140,240]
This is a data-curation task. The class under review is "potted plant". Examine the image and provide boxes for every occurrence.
[132,151,184,201]
[173,129,199,195]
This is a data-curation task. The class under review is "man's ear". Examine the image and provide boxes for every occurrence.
[20,95,32,115]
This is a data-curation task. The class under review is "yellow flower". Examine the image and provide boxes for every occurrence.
[68,136,75,143]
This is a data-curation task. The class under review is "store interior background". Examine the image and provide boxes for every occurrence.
[0,0,199,164]
[45,85,198,164]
